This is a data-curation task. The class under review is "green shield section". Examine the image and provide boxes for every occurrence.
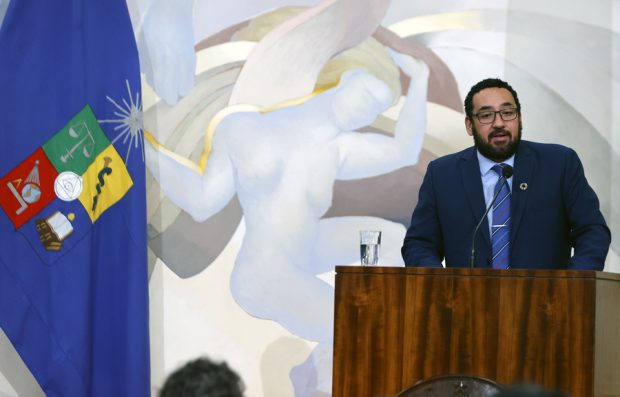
[42,105,111,175]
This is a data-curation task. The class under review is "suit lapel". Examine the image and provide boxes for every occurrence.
[459,148,491,248]
[511,141,534,243]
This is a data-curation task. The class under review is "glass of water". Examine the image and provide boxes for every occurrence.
[360,230,381,266]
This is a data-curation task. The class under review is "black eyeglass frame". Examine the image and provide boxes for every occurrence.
[473,108,519,124]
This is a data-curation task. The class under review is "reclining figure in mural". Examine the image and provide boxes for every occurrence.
[141,1,430,395]
[144,49,428,393]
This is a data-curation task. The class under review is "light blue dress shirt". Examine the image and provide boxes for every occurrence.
[476,151,514,236]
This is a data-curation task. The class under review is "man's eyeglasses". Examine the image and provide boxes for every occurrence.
[474,108,518,124]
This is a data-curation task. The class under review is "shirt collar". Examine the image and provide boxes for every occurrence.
[476,150,515,177]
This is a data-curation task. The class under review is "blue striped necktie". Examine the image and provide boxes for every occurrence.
[491,164,511,269]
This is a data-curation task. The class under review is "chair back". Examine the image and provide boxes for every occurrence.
[396,374,502,397]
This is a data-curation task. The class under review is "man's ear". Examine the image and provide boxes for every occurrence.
[465,117,474,137]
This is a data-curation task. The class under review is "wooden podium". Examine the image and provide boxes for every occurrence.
[332,266,620,397]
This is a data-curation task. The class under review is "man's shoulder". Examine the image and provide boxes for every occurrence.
[430,146,476,168]
[520,140,578,160]
[521,140,574,154]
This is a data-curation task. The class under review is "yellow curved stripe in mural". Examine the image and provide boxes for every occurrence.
[144,81,337,174]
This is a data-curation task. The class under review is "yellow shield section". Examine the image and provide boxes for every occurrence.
[79,145,133,223]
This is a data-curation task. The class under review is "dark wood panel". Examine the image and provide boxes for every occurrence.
[333,272,409,397]
[333,267,620,397]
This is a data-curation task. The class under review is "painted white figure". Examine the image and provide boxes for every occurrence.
[144,50,429,395]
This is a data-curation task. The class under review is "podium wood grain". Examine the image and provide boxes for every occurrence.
[332,267,620,397]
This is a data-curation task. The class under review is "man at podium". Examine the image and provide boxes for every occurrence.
[401,78,611,270]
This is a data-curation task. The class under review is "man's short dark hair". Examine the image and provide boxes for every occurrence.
[159,357,245,397]
[464,78,521,120]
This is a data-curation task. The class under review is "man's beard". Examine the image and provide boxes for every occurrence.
[472,122,522,162]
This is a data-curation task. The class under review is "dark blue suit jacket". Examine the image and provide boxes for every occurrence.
[402,140,610,269]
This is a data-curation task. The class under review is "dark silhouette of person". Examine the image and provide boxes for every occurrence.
[159,357,245,397]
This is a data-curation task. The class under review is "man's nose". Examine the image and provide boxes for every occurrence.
[492,112,505,128]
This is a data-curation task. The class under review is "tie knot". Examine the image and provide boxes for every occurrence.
[492,163,508,176]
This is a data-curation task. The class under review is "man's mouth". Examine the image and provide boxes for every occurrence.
[489,130,511,144]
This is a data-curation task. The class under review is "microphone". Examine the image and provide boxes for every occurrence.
[469,165,513,268]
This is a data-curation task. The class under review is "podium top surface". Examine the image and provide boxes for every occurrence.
[335,265,620,281]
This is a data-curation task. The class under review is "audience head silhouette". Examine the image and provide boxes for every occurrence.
[159,357,245,397]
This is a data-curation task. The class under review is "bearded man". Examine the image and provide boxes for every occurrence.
[402,78,610,269]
